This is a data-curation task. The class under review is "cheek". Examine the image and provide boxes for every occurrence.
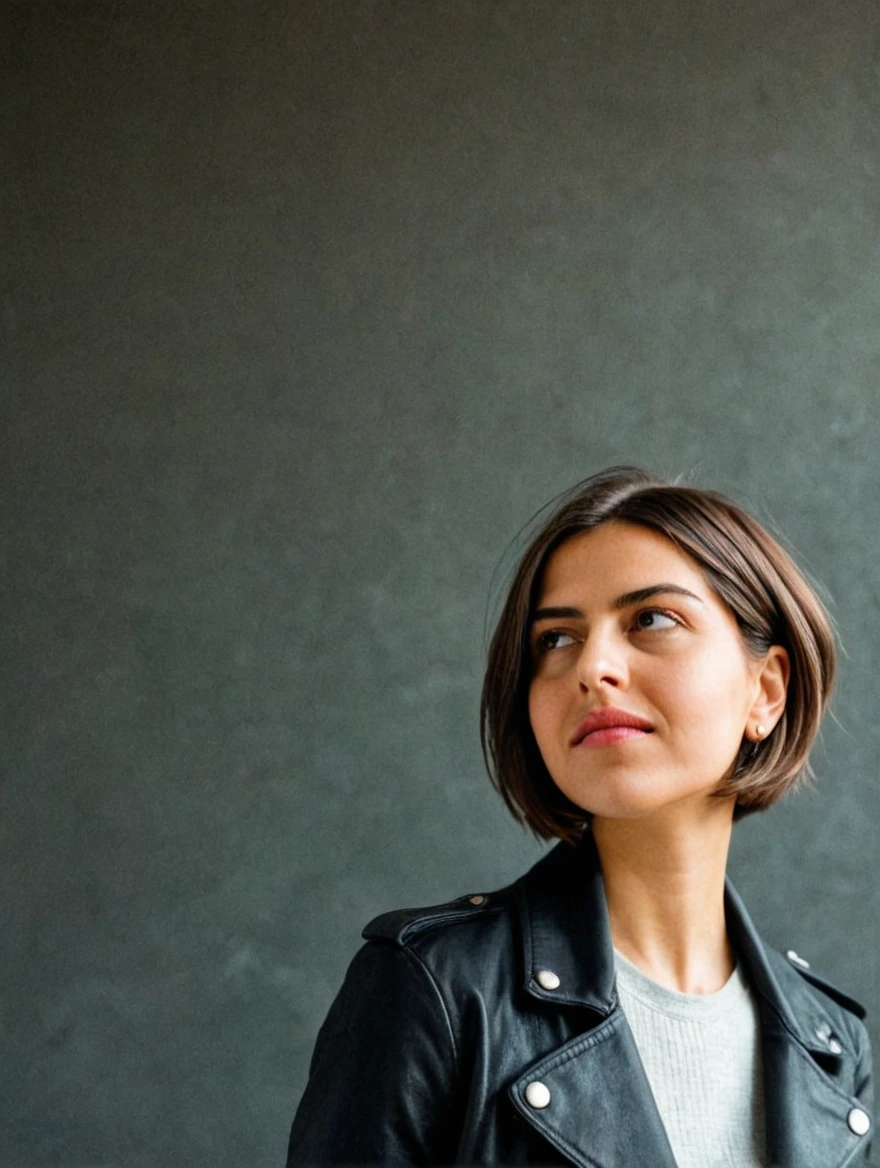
[528,683,560,747]
[674,657,754,739]
[526,686,542,738]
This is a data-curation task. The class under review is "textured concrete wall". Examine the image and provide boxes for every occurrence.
[3,2,879,1164]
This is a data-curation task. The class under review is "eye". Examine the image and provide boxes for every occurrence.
[534,629,578,654]
[632,608,680,632]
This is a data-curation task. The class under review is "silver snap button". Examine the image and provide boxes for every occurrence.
[468,895,486,906]
[848,1108,870,1136]
[535,969,560,991]
[828,1038,843,1055]
[786,949,810,969]
[525,1081,551,1109]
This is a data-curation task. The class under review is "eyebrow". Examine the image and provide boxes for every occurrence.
[530,583,706,624]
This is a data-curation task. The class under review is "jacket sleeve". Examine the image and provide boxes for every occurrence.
[287,939,461,1166]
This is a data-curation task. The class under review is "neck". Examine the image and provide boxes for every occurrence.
[592,798,736,995]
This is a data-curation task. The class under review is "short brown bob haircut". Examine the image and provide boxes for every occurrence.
[480,466,837,842]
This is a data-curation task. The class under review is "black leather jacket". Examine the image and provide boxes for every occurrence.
[288,835,873,1166]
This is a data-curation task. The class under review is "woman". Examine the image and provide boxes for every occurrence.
[287,466,873,1167]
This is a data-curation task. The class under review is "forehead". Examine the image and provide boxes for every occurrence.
[536,521,712,602]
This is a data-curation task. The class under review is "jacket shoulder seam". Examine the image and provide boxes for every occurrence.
[398,943,460,1078]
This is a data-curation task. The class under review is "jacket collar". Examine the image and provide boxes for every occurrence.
[723,877,828,1056]
[515,830,822,1033]
[512,831,869,1168]
[514,832,617,1015]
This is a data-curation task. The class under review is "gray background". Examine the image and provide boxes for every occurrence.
[3,1,879,1165]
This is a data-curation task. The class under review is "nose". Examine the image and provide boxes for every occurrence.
[575,626,629,693]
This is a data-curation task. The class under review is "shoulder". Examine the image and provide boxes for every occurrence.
[357,879,527,1009]
[725,878,869,1038]
[762,940,870,1060]
[363,883,517,957]
[772,946,868,1021]
[360,842,578,951]
[766,943,869,1018]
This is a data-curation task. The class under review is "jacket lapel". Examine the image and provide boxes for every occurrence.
[509,1011,679,1168]
[725,882,870,1168]
[509,836,677,1168]
[508,836,870,1168]
[760,1024,867,1168]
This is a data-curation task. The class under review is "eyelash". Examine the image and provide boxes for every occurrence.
[533,607,681,654]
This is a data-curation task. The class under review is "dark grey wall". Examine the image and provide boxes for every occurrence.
[3,2,880,1165]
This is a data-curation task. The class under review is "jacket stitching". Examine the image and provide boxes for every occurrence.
[401,943,461,1080]
[524,1010,624,1075]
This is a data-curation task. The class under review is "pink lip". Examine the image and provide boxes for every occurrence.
[576,725,651,749]
[571,707,654,747]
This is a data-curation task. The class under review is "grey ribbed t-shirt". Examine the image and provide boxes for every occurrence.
[614,950,767,1168]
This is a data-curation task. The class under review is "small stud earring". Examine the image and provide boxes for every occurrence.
[755,723,767,738]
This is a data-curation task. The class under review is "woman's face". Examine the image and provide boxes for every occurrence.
[527,521,785,823]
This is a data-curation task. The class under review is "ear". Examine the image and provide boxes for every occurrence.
[746,645,790,742]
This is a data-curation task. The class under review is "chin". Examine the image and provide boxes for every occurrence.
[584,801,672,822]
[562,790,665,821]
[561,779,727,824]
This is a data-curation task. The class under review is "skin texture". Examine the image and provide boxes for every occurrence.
[528,521,789,992]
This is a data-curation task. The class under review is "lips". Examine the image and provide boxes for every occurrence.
[571,707,654,746]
